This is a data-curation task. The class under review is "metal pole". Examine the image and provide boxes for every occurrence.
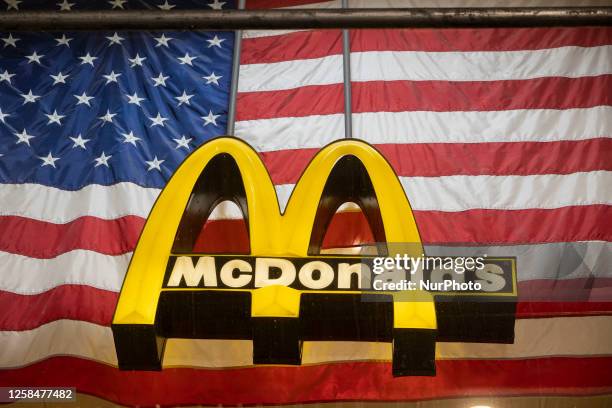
[227,0,245,136]
[342,0,352,139]
[0,8,610,30]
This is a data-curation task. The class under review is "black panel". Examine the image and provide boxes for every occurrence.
[252,317,302,365]
[173,153,250,253]
[435,296,516,343]
[392,328,437,377]
[156,291,252,339]
[308,155,387,256]
[300,293,394,341]
[111,324,164,371]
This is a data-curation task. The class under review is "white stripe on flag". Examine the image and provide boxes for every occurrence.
[0,182,160,224]
[351,46,612,82]
[273,171,612,213]
[1,242,609,296]
[0,250,130,295]
[239,46,612,93]
[236,107,612,151]
[2,316,612,369]
[3,170,610,224]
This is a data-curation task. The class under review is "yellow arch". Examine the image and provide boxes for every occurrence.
[113,137,429,328]
[283,139,422,256]
[114,138,281,325]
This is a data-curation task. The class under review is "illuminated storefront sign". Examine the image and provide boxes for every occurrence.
[112,137,517,376]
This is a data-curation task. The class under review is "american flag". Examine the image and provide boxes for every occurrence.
[1,0,612,406]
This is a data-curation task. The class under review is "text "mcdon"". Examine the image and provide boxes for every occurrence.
[166,256,371,290]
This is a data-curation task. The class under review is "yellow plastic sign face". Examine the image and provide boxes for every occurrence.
[111,137,516,376]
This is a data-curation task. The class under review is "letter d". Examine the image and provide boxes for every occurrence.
[255,258,297,288]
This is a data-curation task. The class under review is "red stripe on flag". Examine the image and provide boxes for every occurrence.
[237,77,612,121]
[1,205,609,260]
[198,206,612,246]
[237,84,344,121]
[3,205,608,260]
[1,283,611,330]
[246,0,328,9]
[0,286,118,331]
[352,76,612,113]
[351,27,612,52]
[2,357,612,406]
[0,216,144,259]
[376,139,612,178]
[239,27,612,64]
[260,139,612,184]
[517,302,612,319]
[413,206,612,245]
[242,30,342,64]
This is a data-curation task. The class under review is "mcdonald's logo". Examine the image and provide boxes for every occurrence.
[112,137,517,376]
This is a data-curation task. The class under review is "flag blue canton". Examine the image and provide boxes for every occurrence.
[0,1,235,190]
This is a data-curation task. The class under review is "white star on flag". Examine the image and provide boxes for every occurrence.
[94,152,112,167]
[5,0,21,11]
[122,131,141,146]
[0,108,10,123]
[98,109,116,124]
[79,53,97,66]
[70,134,90,149]
[149,113,169,127]
[39,152,60,167]
[108,0,126,9]
[145,156,165,171]
[177,53,197,66]
[1,34,19,47]
[129,54,146,67]
[202,110,220,126]
[126,92,145,106]
[154,34,173,47]
[152,73,169,87]
[74,92,94,107]
[14,129,34,146]
[203,72,222,85]
[207,35,225,48]
[0,70,14,83]
[50,72,69,85]
[45,110,65,126]
[26,51,44,64]
[55,34,73,47]
[20,90,40,104]
[175,91,194,106]
[174,135,192,150]
[103,71,121,84]
[157,1,175,10]
[208,0,225,9]
[57,0,74,11]
[106,32,124,46]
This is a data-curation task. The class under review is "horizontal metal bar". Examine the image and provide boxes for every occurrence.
[0,7,610,31]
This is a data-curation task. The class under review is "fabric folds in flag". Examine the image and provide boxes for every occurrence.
[1,0,612,406]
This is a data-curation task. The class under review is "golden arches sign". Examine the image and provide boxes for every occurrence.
[112,137,516,376]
